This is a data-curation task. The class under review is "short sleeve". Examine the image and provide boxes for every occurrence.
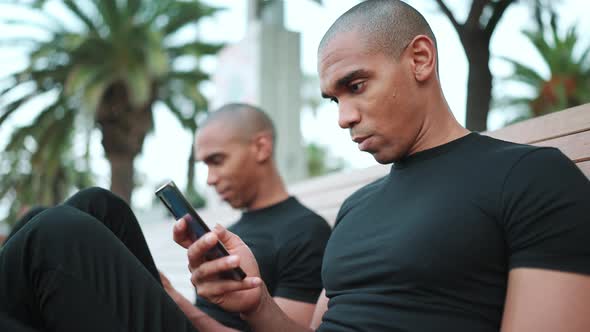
[274,215,331,303]
[502,147,590,274]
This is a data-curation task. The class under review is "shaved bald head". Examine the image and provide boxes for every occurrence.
[201,103,276,146]
[319,0,437,61]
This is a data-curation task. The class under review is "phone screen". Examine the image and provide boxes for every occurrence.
[156,184,207,241]
[155,181,246,281]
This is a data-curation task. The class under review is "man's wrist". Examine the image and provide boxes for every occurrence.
[241,284,273,322]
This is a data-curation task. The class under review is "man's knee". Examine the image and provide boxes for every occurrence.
[71,186,125,205]
[31,205,105,239]
[65,187,130,216]
[1,205,115,275]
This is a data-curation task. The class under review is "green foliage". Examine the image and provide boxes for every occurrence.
[0,106,94,226]
[306,143,346,178]
[185,184,206,210]
[498,8,590,122]
[0,0,221,220]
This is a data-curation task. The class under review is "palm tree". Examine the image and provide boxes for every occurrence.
[0,108,95,226]
[0,0,222,203]
[498,5,590,118]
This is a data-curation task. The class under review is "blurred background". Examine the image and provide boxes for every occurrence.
[1,0,588,300]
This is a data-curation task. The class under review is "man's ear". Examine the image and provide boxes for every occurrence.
[407,34,436,82]
[253,132,273,163]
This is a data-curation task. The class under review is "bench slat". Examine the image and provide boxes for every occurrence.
[289,164,389,196]
[485,104,590,144]
[577,160,590,178]
[533,130,590,163]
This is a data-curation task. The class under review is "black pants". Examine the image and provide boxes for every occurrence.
[0,187,197,332]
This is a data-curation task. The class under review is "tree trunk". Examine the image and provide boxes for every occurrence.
[96,81,154,203]
[435,0,515,132]
[463,33,493,132]
[186,139,196,192]
[107,154,135,203]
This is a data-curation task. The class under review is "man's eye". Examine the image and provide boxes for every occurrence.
[350,82,365,93]
[209,156,224,165]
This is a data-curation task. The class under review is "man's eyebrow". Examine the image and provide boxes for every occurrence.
[201,152,223,163]
[337,69,368,87]
[321,69,369,99]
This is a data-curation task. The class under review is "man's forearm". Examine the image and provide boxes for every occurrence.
[243,287,313,332]
[167,289,239,332]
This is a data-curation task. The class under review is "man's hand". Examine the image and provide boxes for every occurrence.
[172,216,196,249]
[159,269,242,332]
[159,271,177,296]
[173,219,264,314]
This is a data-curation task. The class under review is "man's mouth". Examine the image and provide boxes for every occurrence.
[352,135,369,144]
[352,135,373,151]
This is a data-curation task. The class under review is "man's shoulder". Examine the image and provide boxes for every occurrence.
[335,175,389,226]
[276,197,330,229]
[347,175,388,202]
[466,133,559,170]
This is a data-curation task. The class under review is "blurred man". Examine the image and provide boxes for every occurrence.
[181,1,590,331]
[163,103,331,331]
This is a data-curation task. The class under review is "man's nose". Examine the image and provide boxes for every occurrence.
[337,103,361,129]
[206,170,219,186]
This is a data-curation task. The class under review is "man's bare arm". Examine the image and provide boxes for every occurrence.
[242,286,313,332]
[274,297,317,327]
[309,289,328,329]
[501,268,590,332]
[160,272,239,332]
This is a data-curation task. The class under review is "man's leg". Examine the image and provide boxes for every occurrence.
[0,205,197,332]
[4,206,47,243]
[0,313,40,332]
[62,187,161,284]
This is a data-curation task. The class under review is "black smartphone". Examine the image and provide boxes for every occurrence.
[155,180,246,281]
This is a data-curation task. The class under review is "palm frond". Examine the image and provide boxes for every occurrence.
[0,89,55,126]
[125,0,141,17]
[163,96,197,129]
[4,98,63,151]
[0,18,59,33]
[159,1,220,35]
[93,0,122,34]
[62,0,100,35]
[167,41,224,58]
[498,56,546,88]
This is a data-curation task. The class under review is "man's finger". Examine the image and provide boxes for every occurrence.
[187,232,218,268]
[213,224,244,249]
[195,277,262,299]
[173,217,193,248]
[192,255,241,283]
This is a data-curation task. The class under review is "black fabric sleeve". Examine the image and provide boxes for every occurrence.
[273,215,331,303]
[501,147,590,274]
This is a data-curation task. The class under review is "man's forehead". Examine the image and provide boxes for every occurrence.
[319,32,359,64]
[195,124,237,157]
[319,44,372,95]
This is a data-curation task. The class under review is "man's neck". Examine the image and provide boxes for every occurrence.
[245,167,289,211]
[409,99,470,156]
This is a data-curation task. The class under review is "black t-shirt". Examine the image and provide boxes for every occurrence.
[197,197,331,331]
[320,133,590,331]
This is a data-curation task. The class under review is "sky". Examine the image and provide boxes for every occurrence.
[0,0,589,214]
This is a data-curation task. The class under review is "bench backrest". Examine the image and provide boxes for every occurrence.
[289,103,590,226]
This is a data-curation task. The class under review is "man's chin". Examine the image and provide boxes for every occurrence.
[370,150,397,165]
[225,198,244,209]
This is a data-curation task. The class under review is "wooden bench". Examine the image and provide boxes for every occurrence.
[289,103,590,226]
